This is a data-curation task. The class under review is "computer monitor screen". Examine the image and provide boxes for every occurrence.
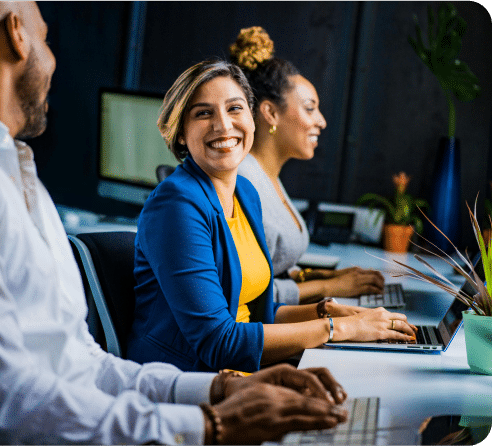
[97,89,180,206]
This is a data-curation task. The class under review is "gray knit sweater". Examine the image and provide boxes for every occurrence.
[238,154,309,305]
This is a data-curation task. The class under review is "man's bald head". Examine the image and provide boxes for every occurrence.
[0,1,55,139]
[0,2,40,28]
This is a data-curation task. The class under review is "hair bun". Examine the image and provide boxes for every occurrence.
[229,26,274,71]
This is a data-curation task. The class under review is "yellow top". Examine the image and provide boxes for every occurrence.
[226,195,270,323]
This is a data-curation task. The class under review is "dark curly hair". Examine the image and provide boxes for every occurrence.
[229,27,300,112]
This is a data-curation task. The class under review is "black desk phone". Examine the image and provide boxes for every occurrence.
[302,201,356,245]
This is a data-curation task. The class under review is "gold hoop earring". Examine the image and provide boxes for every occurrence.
[269,125,277,135]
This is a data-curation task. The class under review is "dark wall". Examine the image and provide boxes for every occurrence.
[33,2,131,215]
[33,1,492,248]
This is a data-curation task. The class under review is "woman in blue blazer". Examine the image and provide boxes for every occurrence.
[127,60,417,373]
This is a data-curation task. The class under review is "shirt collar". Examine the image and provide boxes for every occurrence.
[0,120,16,152]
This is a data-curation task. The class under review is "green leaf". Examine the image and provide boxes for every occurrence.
[408,3,481,136]
[411,216,424,234]
[414,198,429,209]
[357,193,396,221]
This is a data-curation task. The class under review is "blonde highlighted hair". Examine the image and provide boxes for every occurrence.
[157,59,254,162]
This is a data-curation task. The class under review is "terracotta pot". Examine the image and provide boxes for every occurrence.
[383,224,413,253]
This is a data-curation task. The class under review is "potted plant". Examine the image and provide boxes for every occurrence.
[391,198,492,374]
[357,172,429,253]
[408,2,481,252]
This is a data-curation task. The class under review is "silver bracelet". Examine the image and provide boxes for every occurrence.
[328,317,334,342]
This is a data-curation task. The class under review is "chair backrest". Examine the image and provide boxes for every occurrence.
[69,231,137,358]
[69,237,107,350]
[156,164,176,183]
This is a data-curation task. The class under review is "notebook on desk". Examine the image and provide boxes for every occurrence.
[323,255,481,353]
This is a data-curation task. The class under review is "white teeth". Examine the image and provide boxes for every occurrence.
[308,135,318,142]
[210,138,239,149]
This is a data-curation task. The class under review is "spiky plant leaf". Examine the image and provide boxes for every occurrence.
[383,197,492,317]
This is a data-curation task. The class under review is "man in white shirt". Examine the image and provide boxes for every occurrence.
[0,2,348,444]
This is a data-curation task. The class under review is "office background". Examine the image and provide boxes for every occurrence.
[31,1,492,249]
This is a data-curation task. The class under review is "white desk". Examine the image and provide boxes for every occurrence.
[299,243,492,444]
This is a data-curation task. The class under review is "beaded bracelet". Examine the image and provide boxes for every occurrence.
[200,403,224,445]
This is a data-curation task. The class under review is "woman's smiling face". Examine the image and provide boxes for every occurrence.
[180,76,255,179]
[275,75,326,160]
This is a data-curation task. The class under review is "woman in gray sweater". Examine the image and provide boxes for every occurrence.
[234,27,385,309]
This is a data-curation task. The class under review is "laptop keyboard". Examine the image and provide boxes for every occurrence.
[280,397,380,445]
[415,325,440,345]
[359,284,405,308]
[376,325,440,347]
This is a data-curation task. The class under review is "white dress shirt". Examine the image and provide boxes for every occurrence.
[0,121,215,444]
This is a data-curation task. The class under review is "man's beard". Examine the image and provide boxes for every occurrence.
[15,47,49,140]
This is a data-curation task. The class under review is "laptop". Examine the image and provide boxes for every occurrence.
[323,255,482,353]
[271,397,420,445]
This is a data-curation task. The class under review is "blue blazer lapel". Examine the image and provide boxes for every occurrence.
[182,156,223,214]
[182,156,242,317]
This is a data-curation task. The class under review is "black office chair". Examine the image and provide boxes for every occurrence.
[69,237,107,350]
[69,231,137,358]
[155,164,176,183]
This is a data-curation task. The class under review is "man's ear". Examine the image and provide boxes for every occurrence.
[4,12,30,61]
[258,100,279,127]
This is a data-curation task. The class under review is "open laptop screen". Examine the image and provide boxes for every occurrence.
[438,254,482,345]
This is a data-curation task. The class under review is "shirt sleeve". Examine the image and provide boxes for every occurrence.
[138,183,264,372]
[0,275,214,445]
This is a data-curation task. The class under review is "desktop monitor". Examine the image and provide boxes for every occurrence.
[97,89,180,206]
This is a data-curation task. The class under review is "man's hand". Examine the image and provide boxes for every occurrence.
[210,383,347,444]
[223,363,347,405]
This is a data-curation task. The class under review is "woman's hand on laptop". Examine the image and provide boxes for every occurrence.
[296,267,385,304]
[320,267,385,298]
[331,307,417,342]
